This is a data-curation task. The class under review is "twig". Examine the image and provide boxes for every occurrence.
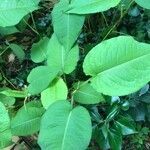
[23,19,39,35]
[0,69,17,89]
[102,0,135,41]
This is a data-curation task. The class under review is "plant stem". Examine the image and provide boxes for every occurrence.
[70,96,74,108]
[102,0,134,41]
[30,13,38,33]
[101,12,108,27]
[0,69,17,89]
[0,46,9,56]
[23,19,39,35]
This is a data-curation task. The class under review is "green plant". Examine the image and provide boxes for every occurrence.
[124,124,150,150]
[0,0,150,150]
[133,125,149,148]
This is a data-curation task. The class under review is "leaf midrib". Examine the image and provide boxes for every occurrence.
[95,52,150,76]
[11,117,40,129]
[77,90,99,98]
[61,111,72,150]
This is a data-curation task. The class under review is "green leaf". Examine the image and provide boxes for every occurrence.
[135,0,150,9]
[108,128,122,150]
[47,34,79,74]
[11,101,45,136]
[101,124,109,139]
[121,101,130,111]
[9,44,25,62]
[52,0,85,50]
[128,104,146,121]
[0,102,10,132]
[63,45,79,74]
[93,127,110,150]
[0,94,15,106]
[41,78,68,109]
[73,82,104,104]
[0,89,28,98]
[114,116,136,135]
[119,0,133,10]
[27,66,58,95]
[0,102,12,148]
[83,36,150,96]
[68,0,121,14]
[31,37,49,63]
[0,26,19,35]
[139,84,149,96]
[0,130,12,149]
[0,0,40,27]
[38,100,92,150]
[140,93,150,103]
[105,106,119,123]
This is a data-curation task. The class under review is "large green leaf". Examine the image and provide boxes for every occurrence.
[47,34,79,74]
[68,0,121,14]
[41,78,68,109]
[31,37,49,63]
[0,102,12,148]
[135,0,150,9]
[27,66,58,95]
[38,100,92,150]
[11,101,45,136]
[52,0,85,50]
[0,94,15,106]
[0,0,40,27]
[73,82,104,104]
[83,36,150,96]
